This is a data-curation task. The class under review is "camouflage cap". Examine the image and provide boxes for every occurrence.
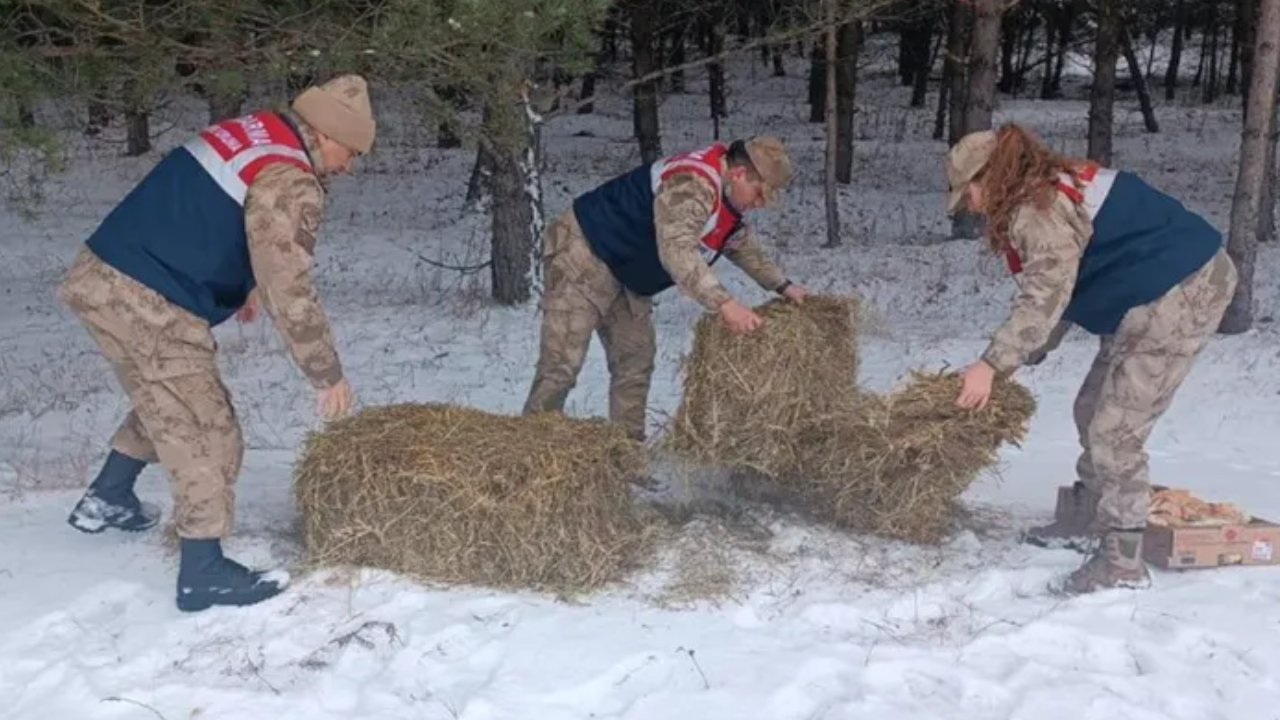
[745,136,793,207]
[945,129,998,214]
[292,74,377,154]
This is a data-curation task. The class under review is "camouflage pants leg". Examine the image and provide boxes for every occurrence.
[598,291,656,442]
[525,212,616,408]
[59,248,243,539]
[1076,249,1237,529]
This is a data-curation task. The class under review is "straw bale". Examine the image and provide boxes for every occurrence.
[792,370,1036,543]
[662,294,861,477]
[293,403,655,596]
[660,292,1037,544]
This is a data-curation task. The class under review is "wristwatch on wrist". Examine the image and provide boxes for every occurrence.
[775,279,793,295]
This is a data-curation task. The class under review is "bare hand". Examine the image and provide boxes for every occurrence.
[781,283,809,304]
[955,360,996,410]
[236,290,260,324]
[317,379,354,420]
[719,299,763,334]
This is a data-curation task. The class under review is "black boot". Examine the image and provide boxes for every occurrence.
[176,538,290,612]
[67,450,160,533]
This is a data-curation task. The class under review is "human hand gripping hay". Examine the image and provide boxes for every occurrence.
[293,403,657,596]
[661,293,1037,544]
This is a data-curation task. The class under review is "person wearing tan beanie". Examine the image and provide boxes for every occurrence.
[57,74,374,612]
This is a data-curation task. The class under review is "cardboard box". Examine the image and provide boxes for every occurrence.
[1050,485,1280,570]
[1143,520,1280,570]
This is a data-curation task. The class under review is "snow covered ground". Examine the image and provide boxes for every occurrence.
[4,44,1280,719]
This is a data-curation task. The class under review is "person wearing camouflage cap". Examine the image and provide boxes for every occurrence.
[58,73,375,612]
[945,122,1236,594]
[523,136,809,448]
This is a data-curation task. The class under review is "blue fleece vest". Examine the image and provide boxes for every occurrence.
[86,111,314,327]
[573,145,745,297]
[1056,169,1221,335]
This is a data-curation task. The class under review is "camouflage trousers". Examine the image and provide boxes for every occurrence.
[1075,247,1237,529]
[58,248,242,539]
[522,209,655,441]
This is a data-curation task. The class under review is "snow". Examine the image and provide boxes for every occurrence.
[5,38,1280,719]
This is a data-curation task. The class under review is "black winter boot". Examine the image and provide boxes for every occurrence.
[1021,481,1102,552]
[176,538,289,612]
[67,450,160,533]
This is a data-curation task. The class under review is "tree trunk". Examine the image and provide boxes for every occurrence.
[1050,2,1075,97]
[489,90,545,305]
[1221,0,1280,332]
[669,24,687,93]
[707,20,727,132]
[1260,102,1279,243]
[953,0,1001,240]
[946,0,971,146]
[1087,0,1119,164]
[772,48,786,76]
[822,1,840,249]
[835,21,861,185]
[998,12,1018,92]
[1203,6,1221,103]
[1041,9,1058,99]
[1165,0,1186,99]
[809,39,827,123]
[1240,0,1257,105]
[1121,27,1159,133]
[629,0,662,164]
[935,44,952,140]
[466,103,495,210]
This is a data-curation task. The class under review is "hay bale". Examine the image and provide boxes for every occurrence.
[795,370,1037,543]
[662,294,861,477]
[660,290,1038,544]
[293,403,655,595]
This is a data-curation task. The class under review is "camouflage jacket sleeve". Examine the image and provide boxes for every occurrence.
[723,225,788,292]
[654,172,735,310]
[981,196,1090,374]
[244,164,344,389]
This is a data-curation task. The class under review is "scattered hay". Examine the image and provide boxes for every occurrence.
[293,403,657,596]
[662,294,862,478]
[661,293,1037,544]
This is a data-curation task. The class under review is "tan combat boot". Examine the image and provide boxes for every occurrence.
[1022,482,1102,552]
[1061,529,1151,594]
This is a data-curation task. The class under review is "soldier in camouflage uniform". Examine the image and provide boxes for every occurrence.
[522,137,809,445]
[59,74,375,611]
[945,123,1236,594]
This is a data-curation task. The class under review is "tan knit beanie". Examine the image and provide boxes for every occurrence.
[291,74,376,154]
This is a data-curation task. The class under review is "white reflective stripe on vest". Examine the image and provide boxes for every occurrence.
[650,157,723,238]
[1060,168,1118,221]
[183,138,312,206]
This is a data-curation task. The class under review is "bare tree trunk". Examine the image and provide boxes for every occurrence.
[1260,102,1279,243]
[1203,6,1221,103]
[835,21,862,185]
[809,39,827,123]
[1041,8,1058,99]
[822,1,840,249]
[1087,0,1119,164]
[707,19,727,136]
[935,47,952,140]
[946,0,971,146]
[489,89,545,305]
[1240,0,1258,105]
[1165,0,1186,99]
[669,23,687,93]
[466,103,496,210]
[630,0,662,164]
[1121,26,1159,133]
[953,0,1001,240]
[1221,0,1280,332]
[124,79,150,157]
